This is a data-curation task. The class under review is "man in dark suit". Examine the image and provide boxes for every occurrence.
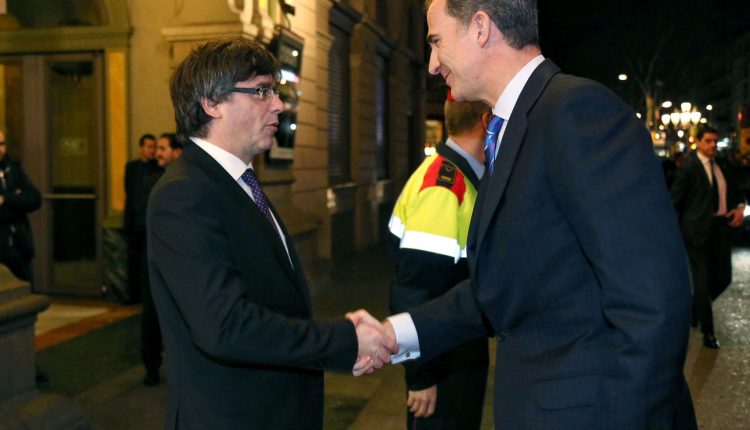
[140,133,183,387]
[0,130,41,284]
[147,38,396,429]
[123,133,159,304]
[350,0,697,428]
[670,126,745,349]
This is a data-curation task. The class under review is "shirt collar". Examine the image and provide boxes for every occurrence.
[445,137,485,180]
[191,137,253,180]
[696,151,713,165]
[493,55,545,119]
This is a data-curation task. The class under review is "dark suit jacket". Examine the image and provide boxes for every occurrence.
[0,156,41,263]
[147,142,357,429]
[124,158,160,235]
[670,152,743,244]
[409,60,696,429]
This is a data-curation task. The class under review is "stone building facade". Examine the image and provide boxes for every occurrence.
[0,0,427,296]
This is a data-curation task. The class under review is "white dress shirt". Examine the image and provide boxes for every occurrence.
[387,55,546,363]
[696,151,727,216]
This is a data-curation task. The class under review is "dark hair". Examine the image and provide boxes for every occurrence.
[444,100,491,135]
[159,133,183,149]
[170,38,280,140]
[425,0,539,50]
[139,134,156,147]
[697,126,718,140]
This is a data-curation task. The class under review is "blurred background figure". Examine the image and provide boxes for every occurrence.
[140,132,181,387]
[0,129,47,386]
[670,126,745,349]
[123,133,159,304]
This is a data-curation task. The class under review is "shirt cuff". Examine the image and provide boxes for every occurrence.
[387,312,421,364]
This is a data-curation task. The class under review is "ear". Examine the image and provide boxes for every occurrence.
[480,111,491,130]
[473,11,492,46]
[200,96,222,119]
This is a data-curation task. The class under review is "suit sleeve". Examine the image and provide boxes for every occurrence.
[147,177,358,372]
[546,84,692,426]
[0,164,41,223]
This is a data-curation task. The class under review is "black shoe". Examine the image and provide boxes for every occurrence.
[35,366,50,388]
[703,335,720,349]
[143,370,160,386]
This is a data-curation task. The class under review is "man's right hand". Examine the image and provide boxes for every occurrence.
[346,309,398,376]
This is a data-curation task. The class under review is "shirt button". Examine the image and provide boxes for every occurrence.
[405,352,411,358]
[496,332,508,342]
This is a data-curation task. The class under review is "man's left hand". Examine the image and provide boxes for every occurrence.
[726,206,745,228]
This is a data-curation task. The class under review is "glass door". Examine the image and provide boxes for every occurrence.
[45,55,103,295]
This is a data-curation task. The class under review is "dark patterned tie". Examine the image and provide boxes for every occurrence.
[240,168,275,226]
[484,115,505,175]
[710,159,719,212]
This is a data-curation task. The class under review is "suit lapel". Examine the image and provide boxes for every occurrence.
[182,143,299,279]
[469,60,560,270]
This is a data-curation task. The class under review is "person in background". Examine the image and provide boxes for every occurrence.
[123,133,159,304]
[139,132,182,386]
[670,125,745,349]
[0,129,47,386]
[388,96,490,429]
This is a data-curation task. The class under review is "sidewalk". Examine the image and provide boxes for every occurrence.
[35,245,750,429]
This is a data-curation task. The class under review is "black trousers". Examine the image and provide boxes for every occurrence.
[406,364,488,430]
[126,227,147,304]
[138,233,162,373]
[685,217,732,336]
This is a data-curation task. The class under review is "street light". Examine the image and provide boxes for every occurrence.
[618,74,628,81]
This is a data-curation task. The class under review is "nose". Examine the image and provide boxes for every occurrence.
[427,48,441,76]
[270,94,284,113]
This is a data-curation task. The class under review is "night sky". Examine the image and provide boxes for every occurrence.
[536,0,750,110]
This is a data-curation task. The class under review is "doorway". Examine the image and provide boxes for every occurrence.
[0,53,104,296]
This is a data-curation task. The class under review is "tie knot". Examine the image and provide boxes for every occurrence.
[241,168,260,185]
[487,115,504,135]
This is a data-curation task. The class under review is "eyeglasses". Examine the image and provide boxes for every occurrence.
[231,87,280,101]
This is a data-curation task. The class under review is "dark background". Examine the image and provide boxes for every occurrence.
[537,0,750,113]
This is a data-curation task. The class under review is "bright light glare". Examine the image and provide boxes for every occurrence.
[618,74,628,81]
[290,123,297,131]
[662,101,673,109]
[292,50,299,57]
[706,104,713,111]
[718,138,729,149]
[424,146,436,157]
[636,112,642,119]
[677,130,685,138]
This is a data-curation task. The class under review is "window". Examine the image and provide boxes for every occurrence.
[328,19,352,185]
[374,53,389,180]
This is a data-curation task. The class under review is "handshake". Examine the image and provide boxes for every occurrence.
[346,309,399,376]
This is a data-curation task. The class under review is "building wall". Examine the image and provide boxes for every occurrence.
[127,0,425,264]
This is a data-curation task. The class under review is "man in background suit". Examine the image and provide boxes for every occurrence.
[140,132,183,387]
[670,126,744,349]
[147,38,395,429]
[123,133,159,304]
[351,0,697,428]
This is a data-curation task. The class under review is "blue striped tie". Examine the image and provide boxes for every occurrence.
[484,115,505,175]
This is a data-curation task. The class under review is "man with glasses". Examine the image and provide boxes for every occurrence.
[147,38,396,429]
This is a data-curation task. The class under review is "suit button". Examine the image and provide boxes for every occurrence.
[496,332,508,342]
[405,352,411,358]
